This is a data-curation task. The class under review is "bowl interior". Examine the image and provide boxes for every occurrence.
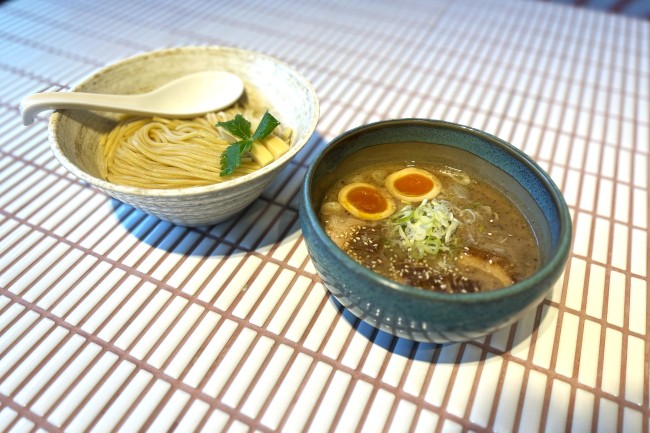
[51,46,319,192]
[305,119,570,292]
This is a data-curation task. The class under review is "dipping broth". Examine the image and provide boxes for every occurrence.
[318,144,540,293]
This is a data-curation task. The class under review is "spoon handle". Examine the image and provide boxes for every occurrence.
[20,91,145,126]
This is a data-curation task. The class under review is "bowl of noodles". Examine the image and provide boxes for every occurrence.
[299,119,572,343]
[49,46,319,226]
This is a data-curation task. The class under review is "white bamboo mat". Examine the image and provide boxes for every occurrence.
[0,0,648,432]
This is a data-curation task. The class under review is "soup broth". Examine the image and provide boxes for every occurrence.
[319,149,540,293]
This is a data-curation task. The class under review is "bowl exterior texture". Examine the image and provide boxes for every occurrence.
[105,168,278,226]
[49,46,319,226]
[300,119,572,343]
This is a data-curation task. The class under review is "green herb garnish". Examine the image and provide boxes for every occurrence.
[217,111,280,176]
[387,199,460,260]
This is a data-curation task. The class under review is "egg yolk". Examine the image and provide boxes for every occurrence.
[337,182,395,220]
[346,185,388,213]
[393,173,434,196]
[385,167,442,202]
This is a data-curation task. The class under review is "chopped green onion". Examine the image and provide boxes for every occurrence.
[387,199,460,259]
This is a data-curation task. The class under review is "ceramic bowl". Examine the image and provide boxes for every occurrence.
[299,119,572,343]
[49,46,319,226]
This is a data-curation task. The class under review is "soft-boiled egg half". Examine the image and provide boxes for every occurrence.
[337,182,395,220]
[385,167,442,202]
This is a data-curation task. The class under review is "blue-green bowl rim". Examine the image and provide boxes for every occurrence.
[302,118,572,304]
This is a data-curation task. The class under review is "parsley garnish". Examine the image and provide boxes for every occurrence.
[217,111,280,176]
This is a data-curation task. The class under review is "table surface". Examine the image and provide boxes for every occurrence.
[1,0,648,432]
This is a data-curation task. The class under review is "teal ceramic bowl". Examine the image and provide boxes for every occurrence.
[299,119,571,343]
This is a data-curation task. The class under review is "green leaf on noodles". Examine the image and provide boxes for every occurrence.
[217,114,252,140]
[252,112,280,141]
[220,142,245,176]
[238,139,253,154]
[217,111,280,176]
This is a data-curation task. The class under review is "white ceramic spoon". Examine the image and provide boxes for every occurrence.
[20,70,244,126]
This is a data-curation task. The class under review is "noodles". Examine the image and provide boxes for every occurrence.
[99,106,293,189]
